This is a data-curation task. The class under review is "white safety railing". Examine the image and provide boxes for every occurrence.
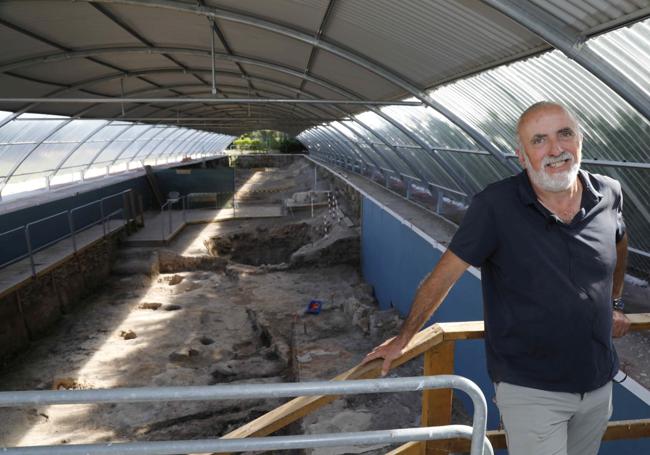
[0,375,493,455]
[0,189,132,275]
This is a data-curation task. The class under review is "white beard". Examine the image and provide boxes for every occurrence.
[522,150,580,192]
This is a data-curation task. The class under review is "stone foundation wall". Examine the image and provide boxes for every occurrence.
[0,233,120,366]
[231,153,300,168]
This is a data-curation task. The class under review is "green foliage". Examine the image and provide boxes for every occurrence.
[230,130,303,152]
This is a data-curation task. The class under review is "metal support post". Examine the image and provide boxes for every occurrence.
[24,226,36,277]
[436,189,444,214]
[99,201,106,236]
[68,211,77,253]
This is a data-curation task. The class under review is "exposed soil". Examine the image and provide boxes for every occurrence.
[0,159,427,455]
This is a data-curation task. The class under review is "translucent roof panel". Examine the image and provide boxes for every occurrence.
[0,120,65,145]
[0,111,233,197]
[429,19,650,161]
[381,104,480,150]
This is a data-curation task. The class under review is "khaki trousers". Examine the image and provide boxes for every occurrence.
[495,381,612,455]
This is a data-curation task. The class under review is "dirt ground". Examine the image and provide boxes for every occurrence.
[0,160,426,454]
[1,158,646,454]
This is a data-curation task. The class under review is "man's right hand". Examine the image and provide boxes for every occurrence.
[361,336,408,377]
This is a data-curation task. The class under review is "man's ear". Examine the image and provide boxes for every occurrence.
[516,148,526,168]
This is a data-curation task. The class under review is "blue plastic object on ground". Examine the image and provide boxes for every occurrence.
[306,299,322,314]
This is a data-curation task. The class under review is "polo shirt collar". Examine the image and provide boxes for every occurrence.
[517,168,603,207]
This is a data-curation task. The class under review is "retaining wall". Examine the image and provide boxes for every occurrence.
[0,232,121,365]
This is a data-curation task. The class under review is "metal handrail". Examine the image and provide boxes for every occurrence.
[0,375,493,455]
[0,189,132,276]
[159,194,186,240]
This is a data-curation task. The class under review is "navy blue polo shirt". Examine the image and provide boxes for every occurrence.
[448,170,625,393]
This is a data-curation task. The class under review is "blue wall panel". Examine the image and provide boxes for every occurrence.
[361,196,497,429]
[360,195,650,454]
[0,176,153,266]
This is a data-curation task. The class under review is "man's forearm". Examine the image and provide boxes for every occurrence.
[396,250,470,344]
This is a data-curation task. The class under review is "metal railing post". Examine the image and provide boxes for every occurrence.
[436,189,444,214]
[68,210,77,253]
[24,226,36,277]
[161,207,165,241]
[99,200,106,236]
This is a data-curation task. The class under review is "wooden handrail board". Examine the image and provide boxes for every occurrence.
[440,321,484,340]
[627,313,650,331]
[220,314,650,451]
[220,325,444,442]
[439,314,650,341]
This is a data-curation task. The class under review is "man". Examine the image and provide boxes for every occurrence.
[362,102,631,455]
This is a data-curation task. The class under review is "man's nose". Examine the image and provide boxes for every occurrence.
[547,137,563,155]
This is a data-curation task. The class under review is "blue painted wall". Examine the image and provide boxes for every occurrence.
[154,168,235,196]
[360,196,650,454]
[0,175,154,266]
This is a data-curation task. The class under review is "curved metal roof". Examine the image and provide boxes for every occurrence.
[0,0,649,270]
[0,0,647,135]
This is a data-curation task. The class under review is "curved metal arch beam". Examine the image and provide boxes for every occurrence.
[482,0,650,121]
[30,56,484,194]
[327,122,395,177]
[309,127,363,169]
[332,121,403,180]
[49,120,115,179]
[96,68,477,196]
[171,92,328,119]
[301,131,341,167]
[306,128,355,169]
[0,100,109,190]
[330,106,433,190]
[117,84,328,121]
[150,127,199,164]
[2,46,489,191]
[77,0,518,171]
[106,123,157,166]
[310,127,371,173]
[368,107,479,195]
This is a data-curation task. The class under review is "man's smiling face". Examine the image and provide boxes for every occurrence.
[517,103,582,193]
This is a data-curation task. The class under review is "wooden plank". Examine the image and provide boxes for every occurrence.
[421,341,455,455]
[440,314,650,341]
[220,325,445,443]
[385,441,424,455]
[440,321,484,340]
[602,418,650,441]
[446,419,650,452]
[627,313,650,331]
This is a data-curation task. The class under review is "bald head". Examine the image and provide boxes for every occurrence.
[516,102,581,147]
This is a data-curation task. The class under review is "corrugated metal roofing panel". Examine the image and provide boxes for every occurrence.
[0,1,140,49]
[587,19,650,96]
[218,21,312,72]
[530,0,650,33]
[324,0,545,89]
[206,0,329,34]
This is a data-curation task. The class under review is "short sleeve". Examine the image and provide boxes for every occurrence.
[613,181,626,243]
[448,193,498,267]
